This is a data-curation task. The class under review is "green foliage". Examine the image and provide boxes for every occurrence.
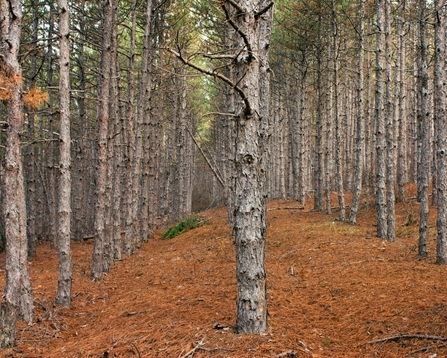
[162,216,204,239]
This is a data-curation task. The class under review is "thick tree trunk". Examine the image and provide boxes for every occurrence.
[227,0,273,334]
[0,0,34,346]
[56,0,72,306]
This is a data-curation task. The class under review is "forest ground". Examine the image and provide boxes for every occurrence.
[2,185,447,358]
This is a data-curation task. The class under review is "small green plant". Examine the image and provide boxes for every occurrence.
[162,216,203,239]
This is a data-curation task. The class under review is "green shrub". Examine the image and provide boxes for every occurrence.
[162,216,203,239]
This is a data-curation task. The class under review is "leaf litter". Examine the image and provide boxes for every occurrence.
[1,184,447,357]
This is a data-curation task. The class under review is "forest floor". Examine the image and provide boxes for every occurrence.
[2,185,447,358]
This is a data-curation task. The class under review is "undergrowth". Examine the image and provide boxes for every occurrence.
[162,216,203,239]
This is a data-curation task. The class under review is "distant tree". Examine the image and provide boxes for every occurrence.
[331,0,345,221]
[385,0,395,241]
[396,0,407,202]
[435,0,447,264]
[91,0,115,280]
[349,0,365,225]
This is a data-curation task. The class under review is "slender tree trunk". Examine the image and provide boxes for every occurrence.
[349,0,365,225]
[435,0,447,264]
[123,0,138,255]
[72,0,87,242]
[46,3,57,248]
[375,0,387,238]
[125,0,153,254]
[417,0,429,257]
[91,0,113,280]
[56,0,72,306]
[397,0,407,202]
[298,66,309,205]
[332,0,345,221]
[26,0,39,256]
[325,41,333,215]
[314,10,324,211]
[385,0,395,241]
[109,0,121,262]
[0,0,34,346]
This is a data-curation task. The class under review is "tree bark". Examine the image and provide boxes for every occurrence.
[396,0,407,202]
[56,0,72,306]
[229,0,272,334]
[91,0,113,280]
[385,0,395,241]
[417,0,430,257]
[375,0,387,238]
[435,0,447,264]
[0,0,34,346]
[349,0,365,225]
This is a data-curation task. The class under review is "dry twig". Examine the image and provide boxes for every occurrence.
[179,336,206,358]
[366,334,447,345]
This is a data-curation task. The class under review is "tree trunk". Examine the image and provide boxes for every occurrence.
[375,0,387,238]
[396,0,407,202]
[220,0,273,334]
[332,0,345,221]
[435,0,447,264]
[0,0,34,346]
[314,9,324,211]
[417,0,430,257]
[349,0,365,225]
[385,0,395,241]
[91,0,113,280]
[56,0,72,306]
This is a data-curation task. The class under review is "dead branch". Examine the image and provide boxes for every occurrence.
[366,334,447,345]
[267,206,305,211]
[130,342,141,358]
[221,3,252,61]
[179,336,206,358]
[277,350,297,357]
[279,249,299,259]
[167,47,252,114]
[186,126,225,187]
[255,1,274,19]
[225,0,244,13]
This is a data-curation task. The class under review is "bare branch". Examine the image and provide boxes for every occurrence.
[221,3,252,61]
[167,47,252,114]
[186,125,224,187]
[366,334,447,345]
[255,1,274,19]
[200,52,236,60]
[224,0,244,14]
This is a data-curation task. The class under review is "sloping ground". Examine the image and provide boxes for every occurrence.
[2,188,447,357]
